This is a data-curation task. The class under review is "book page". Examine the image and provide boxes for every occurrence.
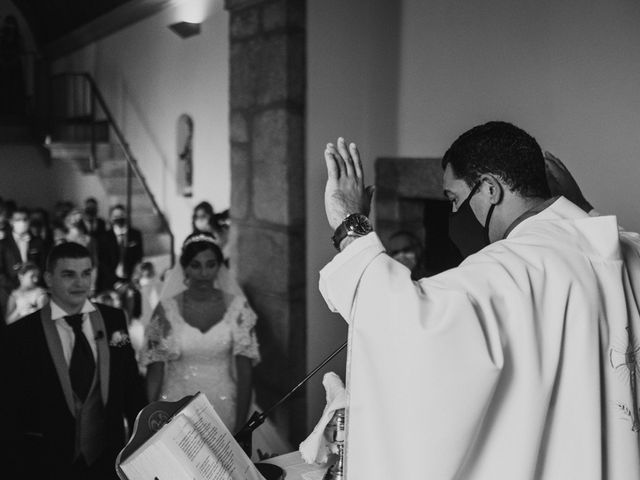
[120,393,265,480]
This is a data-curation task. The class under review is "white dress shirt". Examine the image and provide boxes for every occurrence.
[50,300,98,365]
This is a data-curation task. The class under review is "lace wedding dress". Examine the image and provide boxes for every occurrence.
[141,292,291,460]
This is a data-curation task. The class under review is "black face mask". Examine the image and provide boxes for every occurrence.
[448,182,496,259]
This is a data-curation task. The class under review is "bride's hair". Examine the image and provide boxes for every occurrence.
[180,232,223,268]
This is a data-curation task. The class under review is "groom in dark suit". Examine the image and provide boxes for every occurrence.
[0,242,147,479]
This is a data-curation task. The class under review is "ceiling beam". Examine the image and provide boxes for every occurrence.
[45,0,176,59]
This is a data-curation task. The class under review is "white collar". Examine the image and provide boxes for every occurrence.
[50,299,96,321]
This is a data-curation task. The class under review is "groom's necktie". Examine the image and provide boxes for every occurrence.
[65,314,96,402]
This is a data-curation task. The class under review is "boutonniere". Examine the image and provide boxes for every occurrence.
[109,330,131,347]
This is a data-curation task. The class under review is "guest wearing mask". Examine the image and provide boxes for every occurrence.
[191,201,216,234]
[0,207,47,294]
[96,205,143,292]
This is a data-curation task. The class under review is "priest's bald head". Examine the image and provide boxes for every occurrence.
[442,121,552,254]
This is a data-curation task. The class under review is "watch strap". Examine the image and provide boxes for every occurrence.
[331,213,372,251]
[331,221,349,251]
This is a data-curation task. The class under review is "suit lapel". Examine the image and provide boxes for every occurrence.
[7,235,20,264]
[90,307,110,405]
[40,304,76,416]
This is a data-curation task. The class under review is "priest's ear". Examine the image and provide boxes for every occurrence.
[479,174,503,204]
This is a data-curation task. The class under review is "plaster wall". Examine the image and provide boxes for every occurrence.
[306,0,400,428]
[398,0,640,233]
[52,0,230,249]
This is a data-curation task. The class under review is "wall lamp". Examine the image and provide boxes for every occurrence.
[168,21,201,39]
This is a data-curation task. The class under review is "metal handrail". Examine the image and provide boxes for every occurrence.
[52,72,175,267]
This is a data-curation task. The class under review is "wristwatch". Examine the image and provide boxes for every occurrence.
[331,213,373,251]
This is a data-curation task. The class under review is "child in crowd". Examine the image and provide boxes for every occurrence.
[5,262,48,324]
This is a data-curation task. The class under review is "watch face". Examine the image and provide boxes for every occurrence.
[346,214,372,235]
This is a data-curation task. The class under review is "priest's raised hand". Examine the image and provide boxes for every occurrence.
[323,137,374,231]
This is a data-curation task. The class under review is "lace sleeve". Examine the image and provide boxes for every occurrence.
[231,297,261,365]
[139,300,180,366]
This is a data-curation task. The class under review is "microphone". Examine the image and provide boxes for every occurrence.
[234,340,347,459]
[95,330,105,341]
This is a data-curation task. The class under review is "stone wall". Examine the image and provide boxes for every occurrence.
[225,0,306,444]
[375,157,462,273]
[375,157,444,243]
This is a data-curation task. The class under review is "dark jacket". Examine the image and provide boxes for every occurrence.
[96,228,144,291]
[0,234,47,292]
[0,302,147,479]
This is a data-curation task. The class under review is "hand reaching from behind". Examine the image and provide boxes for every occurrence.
[324,137,375,230]
[544,151,593,213]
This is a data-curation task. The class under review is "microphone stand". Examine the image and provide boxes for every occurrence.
[235,340,348,461]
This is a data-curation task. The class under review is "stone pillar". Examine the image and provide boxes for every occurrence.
[225,0,306,444]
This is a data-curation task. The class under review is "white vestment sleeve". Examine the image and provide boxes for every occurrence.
[319,232,504,478]
[319,233,386,321]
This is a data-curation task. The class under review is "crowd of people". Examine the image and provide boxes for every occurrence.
[0,197,233,326]
[0,195,294,479]
[0,196,145,325]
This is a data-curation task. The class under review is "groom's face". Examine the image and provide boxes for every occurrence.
[45,257,93,312]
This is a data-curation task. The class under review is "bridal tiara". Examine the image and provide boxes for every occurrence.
[182,234,219,248]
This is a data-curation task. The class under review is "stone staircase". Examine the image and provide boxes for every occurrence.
[46,140,174,274]
[44,72,174,274]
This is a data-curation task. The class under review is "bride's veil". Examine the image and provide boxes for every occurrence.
[159,259,244,302]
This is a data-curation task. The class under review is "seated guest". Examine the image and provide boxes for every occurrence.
[0,207,47,294]
[96,204,144,292]
[0,242,146,479]
[5,261,48,324]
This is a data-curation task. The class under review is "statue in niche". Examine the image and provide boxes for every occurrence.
[177,114,194,197]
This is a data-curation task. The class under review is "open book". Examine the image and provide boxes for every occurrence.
[117,392,266,480]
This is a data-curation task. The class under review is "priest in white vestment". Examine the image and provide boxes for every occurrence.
[319,123,640,479]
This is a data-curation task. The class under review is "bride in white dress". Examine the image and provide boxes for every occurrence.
[141,232,291,460]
